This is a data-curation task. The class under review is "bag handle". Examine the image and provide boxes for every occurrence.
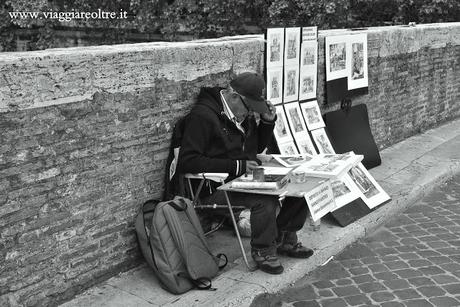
[216,253,228,270]
[168,198,187,211]
[177,273,216,291]
[341,98,352,114]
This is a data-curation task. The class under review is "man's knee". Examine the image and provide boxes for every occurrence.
[249,196,278,215]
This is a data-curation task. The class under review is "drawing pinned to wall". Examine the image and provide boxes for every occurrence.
[266,67,283,105]
[325,35,349,81]
[299,72,316,101]
[284,27,301,66]
[301,42,317,66]
[283,65,299,102]
[300,100,325,131]
[299,34,317,101]
[311,128,335,154]
[347,34,368,90]
[266,28,285,68]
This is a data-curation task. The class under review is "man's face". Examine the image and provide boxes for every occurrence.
[225,87,251,122]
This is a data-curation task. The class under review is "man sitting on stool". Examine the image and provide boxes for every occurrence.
[177,72,313,274]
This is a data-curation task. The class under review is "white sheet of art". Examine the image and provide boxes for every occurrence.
[272,154,313,168]
[299,41,317,101]
[284,27,301,66]
[347,33,368,90]
[274,105,293,144]
[266,28,285,68]
[330,174,361,211]
[311,128,335,154]
[284,102,308,136]
[347,163,391,209]
[283,65,299,102]
[297,136,317,155]
[325,35,349,81]
[300,100,325,131]
[278,141,299,155]
[266,67,283,105]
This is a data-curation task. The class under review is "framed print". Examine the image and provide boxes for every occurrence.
[300,41,317,67]
[299,71,316,101]
[266,67,283,105]
[297,136,317,155]
[283,65,299,102]
[347,163,390,209]
[266,28,285,68]
[347,33,368,90]
[311,128,335,154]
[284,102,308,135]
[284,27,301,66]
[274,105,293,143]
[325,35,349,81]
[300,100,325,131]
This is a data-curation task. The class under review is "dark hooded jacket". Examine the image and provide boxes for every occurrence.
[177,87,275,178]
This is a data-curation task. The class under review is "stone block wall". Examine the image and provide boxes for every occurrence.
[0,24,459,306]
[0,35,265,306]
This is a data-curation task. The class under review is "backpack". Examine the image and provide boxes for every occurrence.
[135,196,227,294]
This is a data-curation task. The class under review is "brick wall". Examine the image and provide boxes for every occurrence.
[0,24,459,306]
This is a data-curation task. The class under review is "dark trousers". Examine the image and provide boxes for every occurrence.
[204,191,309,251]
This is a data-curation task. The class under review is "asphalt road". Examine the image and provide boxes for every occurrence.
[251,173,460,307]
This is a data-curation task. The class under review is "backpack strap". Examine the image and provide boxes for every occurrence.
[140,200,159,271]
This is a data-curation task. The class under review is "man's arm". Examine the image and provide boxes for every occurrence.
[256,101,277,153]
[257,117,276,153]
[177,113,247,176]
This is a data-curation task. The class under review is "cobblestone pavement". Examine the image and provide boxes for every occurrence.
[251,173,460,307]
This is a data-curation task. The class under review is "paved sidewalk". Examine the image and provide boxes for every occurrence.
[61,118,460,307]
[251,172,460,307]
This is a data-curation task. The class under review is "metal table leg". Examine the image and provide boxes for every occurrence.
[223,189,257,271]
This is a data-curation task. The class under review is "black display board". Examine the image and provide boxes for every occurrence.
[329,198,371,227]
[323,103,381,169]
[326,78,369,104]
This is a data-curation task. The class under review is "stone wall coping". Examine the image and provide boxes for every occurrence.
[0,22,458,60]
[0,22,459,113]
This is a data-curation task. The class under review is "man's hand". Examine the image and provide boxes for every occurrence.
[245,160,260,173]
[260,101,276,122]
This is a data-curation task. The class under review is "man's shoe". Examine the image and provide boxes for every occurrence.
[251,250,284,274]
[277,242,314,259]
